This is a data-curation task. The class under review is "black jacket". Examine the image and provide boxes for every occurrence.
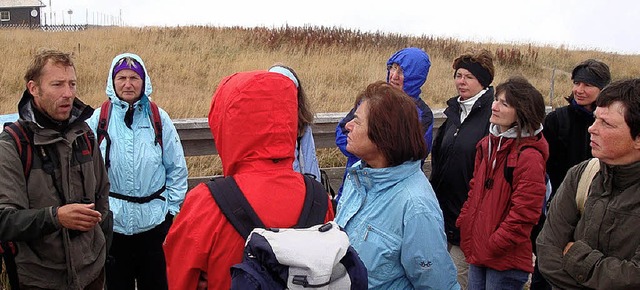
[542,99,594,199]
[430,87,494,245]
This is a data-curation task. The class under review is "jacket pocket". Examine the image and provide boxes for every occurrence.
[355,223,401,281]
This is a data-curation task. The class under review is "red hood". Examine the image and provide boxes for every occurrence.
[208,71,298,176]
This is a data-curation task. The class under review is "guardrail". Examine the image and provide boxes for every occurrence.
[175,109,448,190]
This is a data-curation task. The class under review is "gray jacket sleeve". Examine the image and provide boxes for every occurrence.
[0,137,59,241]
[538,161,640,290]
[536,162,586,289]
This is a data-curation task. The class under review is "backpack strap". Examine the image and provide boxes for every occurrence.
[96,100,112,170]
[576,158,600,214]
[149,101,163,151]
[97,101,163,171]
[296,175,329,228]
[208,175,328,239]
[208,176,265,239]
[4,121,33,179]
[504,145,543,188]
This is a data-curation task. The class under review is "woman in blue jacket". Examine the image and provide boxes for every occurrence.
[335,81,458,289]
[87,53,188,290]
[335,47,434,202]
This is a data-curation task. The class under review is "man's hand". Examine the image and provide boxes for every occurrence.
[563,241,575,256]
[57,203,102,231]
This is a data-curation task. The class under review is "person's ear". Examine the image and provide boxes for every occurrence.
[27,80,39,97]
[633,134,640,150]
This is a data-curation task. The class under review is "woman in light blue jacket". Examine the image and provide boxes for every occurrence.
[335,81,459,289]
[87,53,188,290]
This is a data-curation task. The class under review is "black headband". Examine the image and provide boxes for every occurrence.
[454,59,493,88]
[572,67,608,89]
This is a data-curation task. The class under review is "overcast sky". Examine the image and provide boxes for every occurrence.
[46,0,639,55]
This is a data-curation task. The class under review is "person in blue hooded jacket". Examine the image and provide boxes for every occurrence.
[335,81,458,289]
[87,53,188,290]
[335,47,434,201]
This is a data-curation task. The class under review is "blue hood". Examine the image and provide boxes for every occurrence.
[386,47,431,100]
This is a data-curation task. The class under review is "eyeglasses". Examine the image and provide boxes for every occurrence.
[387,64,403,76]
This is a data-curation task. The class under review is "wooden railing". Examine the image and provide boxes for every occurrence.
[175,108,447,190]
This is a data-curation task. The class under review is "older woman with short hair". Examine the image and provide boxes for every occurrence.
[335,81,459,289]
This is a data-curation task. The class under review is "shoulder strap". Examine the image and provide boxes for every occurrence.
[97,100,111,145]
[208,176,265,239]
[97,101,113,171]
[504,146,528,187]
[297,175,329,228]
[208,175,328,239]
[4,121,33,179]
[149,101,163,151]
[576,158,600,214]
[504,145,545,188]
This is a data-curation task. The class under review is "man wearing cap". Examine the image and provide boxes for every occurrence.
[532,59,611,290]
[87,53,188,290]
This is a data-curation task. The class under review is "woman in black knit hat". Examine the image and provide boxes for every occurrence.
[430,48,496,290]
[532,59,611,290]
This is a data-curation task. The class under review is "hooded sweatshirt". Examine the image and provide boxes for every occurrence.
[457,124,549,273]
[163,71,334,290]
[87,53,188,235]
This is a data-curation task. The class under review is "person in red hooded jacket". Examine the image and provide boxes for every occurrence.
[456,76,549,289]
[162,70,335,289]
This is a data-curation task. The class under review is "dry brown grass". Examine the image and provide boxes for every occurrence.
[1,25,639,176]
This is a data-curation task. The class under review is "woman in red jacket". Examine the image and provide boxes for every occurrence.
[456,76,549,290]
[162,71,334,290]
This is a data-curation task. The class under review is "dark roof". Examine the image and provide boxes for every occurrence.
[0,0,45,8]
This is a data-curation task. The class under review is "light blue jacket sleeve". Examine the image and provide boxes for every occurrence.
[159,109,188,216]
[293,126,321,183]
[402,211,460,289]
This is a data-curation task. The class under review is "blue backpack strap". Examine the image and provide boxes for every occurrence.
[208,176,265,239]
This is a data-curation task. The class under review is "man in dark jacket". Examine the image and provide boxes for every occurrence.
[0,49,111,290]
[537,79,640,289]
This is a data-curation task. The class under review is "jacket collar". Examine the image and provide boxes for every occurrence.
[17,89,93,132]
[348,160,422,194]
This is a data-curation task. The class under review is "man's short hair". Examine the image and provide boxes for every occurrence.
[24,49,75,86]
[596,78,640,139]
